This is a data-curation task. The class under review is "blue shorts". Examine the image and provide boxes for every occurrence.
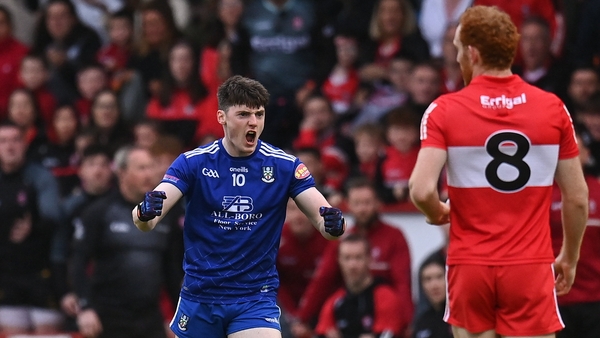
[169,297,281,337]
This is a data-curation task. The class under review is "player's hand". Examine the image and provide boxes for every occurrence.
[426,200,450,226]
[61,292,80,317]
[554,253,577,296]
[137,191,167,222]
[77,309,103,338]
[319,206,345,237]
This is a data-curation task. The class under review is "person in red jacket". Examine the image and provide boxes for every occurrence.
[549,130,600,338]
[277,198,329,332]
[19,54,57,126]
[0,5,29,119]
[291,177,413,337]
[315,234,403,338]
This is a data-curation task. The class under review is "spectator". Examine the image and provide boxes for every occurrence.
[352,56,412,129]
[277,198,329,336]
[406,62,441,116]
[238,0,320,148]
[50,144,114,330]
[577,93,600,175]
[0,4,29,119]
[322,34,361,115]
[380,106,421,204]
[569,0,600,68]
[439,23,463,94]
[146,40,222,147]
[75,63,108,126]
[565,67,599,114]
[6,88,46,153]
[358,0,429,84]
[19,53,57,126]
[411,254,452,338]
[32,0,102,104]
[315,234,403,338]
[200,0,248,96]
[294,95,350,194]
[513,16,568,96]
[70,0,125,44]
[0,121,63,334]
[550,129,600,338]
[96,9,134,91]
[133,118,161,150]
[418,0,470,59]
[30,104,81,197]
[88,89,133,156]
[148,134,185,185]
[129,0,181,99]
[349,123,386,184]
[71,145,183,338]
[294,147,344,207]
[292,178,413,337]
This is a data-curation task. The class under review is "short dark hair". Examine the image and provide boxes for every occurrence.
[339,233,371,256]
[0,5,13,28]
[217,75,270,112]
[418,253,446,280]
[521,16,551,40]
[345,176,379,199]
[81,144,112,162]
[386,106,420,129]
[294,147,321,160]
[111,8,134,23]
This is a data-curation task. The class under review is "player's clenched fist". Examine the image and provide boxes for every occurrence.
[137,191,167,222]
[319,206,345,237]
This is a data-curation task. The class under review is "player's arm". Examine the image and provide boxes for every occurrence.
[408,147,449,225]
[294,187,345,240]
[554,156,588,295]
[132,182,183,232]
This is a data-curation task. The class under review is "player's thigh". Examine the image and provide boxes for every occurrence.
[228,327,281,338]
[452,327,497,338]
[446,265,496,333]
[496,264,563,337]
[0,305,31,332]
[227,298,281,336]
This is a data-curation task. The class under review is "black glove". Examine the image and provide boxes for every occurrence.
[319,206,345,237]
[137,191,167,222]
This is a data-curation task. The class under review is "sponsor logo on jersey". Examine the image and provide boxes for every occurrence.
[178,314,189,332]
[294,163,310,179]
[222,196,254,212]
[262,166,275,183]
[480,93,526,109]
[163,174,179,184]
[202,168,220,178]
[230,166,249,173]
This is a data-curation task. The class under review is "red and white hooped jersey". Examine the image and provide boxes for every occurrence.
[421,75,578,265]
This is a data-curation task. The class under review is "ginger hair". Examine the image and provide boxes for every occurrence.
[459,6,520,70]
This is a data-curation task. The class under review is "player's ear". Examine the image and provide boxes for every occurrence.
[217,110,226,125]
[467,45,480,65]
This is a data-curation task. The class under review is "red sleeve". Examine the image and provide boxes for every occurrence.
[146,98,162,119]
[296,240,343,323]
[558,103,579,159]
[314,290,344,335]
[293,129,319,149]
[372,286,403,336]
[420,100,447,150]
[388,229,413,333]
[199,48,221,94]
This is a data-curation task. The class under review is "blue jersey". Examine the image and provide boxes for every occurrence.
[163,139,315,304]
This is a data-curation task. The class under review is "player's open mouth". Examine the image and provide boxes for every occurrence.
[246,131,256,144]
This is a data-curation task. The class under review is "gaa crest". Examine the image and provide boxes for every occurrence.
[262,166,275,183]
[178,313,189,331]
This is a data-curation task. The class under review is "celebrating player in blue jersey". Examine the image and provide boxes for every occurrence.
[132,75,346,338]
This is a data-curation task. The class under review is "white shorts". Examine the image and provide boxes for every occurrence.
[0,305,64,330]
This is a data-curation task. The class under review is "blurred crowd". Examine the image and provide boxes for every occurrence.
[1,0,600,337]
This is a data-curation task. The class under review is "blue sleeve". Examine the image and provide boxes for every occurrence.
[289,158,316,198]
[162,154,194,195]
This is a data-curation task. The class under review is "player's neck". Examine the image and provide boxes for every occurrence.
[474,66,513,79]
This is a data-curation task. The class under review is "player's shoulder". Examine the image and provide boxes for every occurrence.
[182,140,221,161]
[257,141,298,164]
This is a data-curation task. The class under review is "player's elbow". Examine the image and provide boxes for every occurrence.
[408,179,436,205]
[562,185,589,213]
